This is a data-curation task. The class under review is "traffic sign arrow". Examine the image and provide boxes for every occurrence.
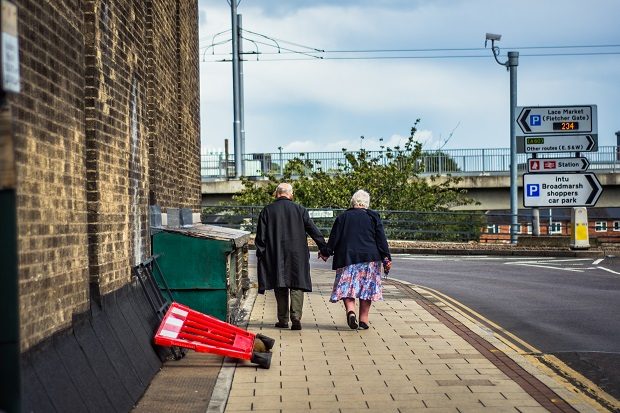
[523,173,603,207]
[518,109,531,132]
[585,174,601,204]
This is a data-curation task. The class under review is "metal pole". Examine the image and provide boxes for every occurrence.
[278,146,283,176]
[224,138,230,180]
[230,0,242,178]
[237,14,246,176]
[532,208,540,235]
[0,96,21,413]
[531,153,540,236]
[508,51,519,244]
[549,208,553,233]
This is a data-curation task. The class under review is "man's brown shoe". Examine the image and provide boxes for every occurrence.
[291,320,302,330]
[275,322,288,328]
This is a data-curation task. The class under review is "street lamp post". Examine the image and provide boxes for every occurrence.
[486,34,519,244]
[237,13,246,176]
[230,0,242,178]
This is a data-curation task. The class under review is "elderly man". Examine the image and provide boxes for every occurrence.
[255,183,327,330]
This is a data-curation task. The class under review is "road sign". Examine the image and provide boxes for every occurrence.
[516,105,597,136]
[527,157,589,173]
[517,134,598,153]
[523,173,602,207]
[1,0,20,93]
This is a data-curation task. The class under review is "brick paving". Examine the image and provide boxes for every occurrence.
[221,269,602,413]
[137,267,611,413]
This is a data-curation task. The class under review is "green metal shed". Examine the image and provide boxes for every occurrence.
[152,224,250,322]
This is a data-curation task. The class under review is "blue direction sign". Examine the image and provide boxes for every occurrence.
[516,105,597,135]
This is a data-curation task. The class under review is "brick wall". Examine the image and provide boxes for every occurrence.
[11,0,90,350]
[84,0,150,297]
[147,1,201,210]
[9,0,200,350]
[176,1,201,209]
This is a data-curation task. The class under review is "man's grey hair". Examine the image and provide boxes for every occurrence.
[275,182,293,197]
[350,189,370,208]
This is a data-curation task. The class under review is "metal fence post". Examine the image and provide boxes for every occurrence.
[278,147,283,177]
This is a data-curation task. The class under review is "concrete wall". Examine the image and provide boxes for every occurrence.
[10,0,200,351]
[201,174,620,211]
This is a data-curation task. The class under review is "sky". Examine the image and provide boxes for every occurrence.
[198,0,620,155]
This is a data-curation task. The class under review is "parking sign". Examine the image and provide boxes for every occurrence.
[526,184,540,197]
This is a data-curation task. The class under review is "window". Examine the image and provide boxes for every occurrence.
[549,222,562,235]
[613,221,620,232]
[486,224,499,234]
[595,221,608,232]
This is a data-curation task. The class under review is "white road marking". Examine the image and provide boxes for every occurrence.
[394,255,556,261]
[395,255,620,276]
[507,263,584,272]
[597,266,620,276]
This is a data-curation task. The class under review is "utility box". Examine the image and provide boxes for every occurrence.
[570,207,590,249]
[152,224,250,322]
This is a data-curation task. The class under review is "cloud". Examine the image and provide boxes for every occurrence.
[280,130,439,153]
[199,0,620,154]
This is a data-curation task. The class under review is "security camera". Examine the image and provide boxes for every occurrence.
[485,33,502,41]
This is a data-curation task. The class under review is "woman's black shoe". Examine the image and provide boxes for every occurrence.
[347,311,358,329]
[358,321,369,330]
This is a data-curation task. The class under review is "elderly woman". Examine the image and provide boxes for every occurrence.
[320,190,391,329]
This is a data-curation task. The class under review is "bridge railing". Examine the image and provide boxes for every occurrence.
[200,206,620,244]
[201,146,620,179]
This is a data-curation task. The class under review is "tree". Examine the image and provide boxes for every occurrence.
[232,120,476,211]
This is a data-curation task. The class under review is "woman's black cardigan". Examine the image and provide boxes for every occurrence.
[323,208,391,270]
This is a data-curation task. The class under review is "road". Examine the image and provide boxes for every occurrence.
[310,253,620,400]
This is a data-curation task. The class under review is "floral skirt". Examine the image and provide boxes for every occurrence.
[329,261,383,303]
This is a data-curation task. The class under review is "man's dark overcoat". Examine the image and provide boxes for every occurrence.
[255,197,326,293]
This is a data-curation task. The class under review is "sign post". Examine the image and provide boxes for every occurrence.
[517,104,601,241]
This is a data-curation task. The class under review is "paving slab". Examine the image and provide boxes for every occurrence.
[136,264,617,413]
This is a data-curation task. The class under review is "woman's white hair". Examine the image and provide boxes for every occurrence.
[350,190,370,208]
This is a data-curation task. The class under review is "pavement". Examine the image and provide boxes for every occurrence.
[134,265,619,413]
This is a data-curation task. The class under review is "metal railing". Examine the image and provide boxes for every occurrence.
[201,146,620,179]
[200,205,620,244]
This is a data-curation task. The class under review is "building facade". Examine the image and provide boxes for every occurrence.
[7,0,200,351]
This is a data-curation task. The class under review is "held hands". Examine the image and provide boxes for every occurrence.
[318,252,328,262]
